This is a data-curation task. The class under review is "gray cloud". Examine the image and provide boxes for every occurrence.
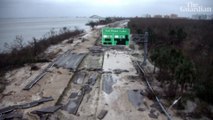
[0,0,212,18]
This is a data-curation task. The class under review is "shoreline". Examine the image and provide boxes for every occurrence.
[0,20,172,120]
[0,19,212,120]
[0,24,103,119]
[0,17,97,52]
[0,28,84,80]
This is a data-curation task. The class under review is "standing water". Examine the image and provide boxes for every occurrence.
[0,17,96,52]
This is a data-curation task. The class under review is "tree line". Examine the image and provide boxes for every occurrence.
[0,27,83,92]
[150,47,196,100]
[128,18,213,106]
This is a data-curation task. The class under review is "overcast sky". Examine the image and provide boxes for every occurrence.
[0,0,212,18]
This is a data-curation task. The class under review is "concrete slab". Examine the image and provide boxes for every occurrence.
[64,91,84,114]
[81,54,103,71]
[72,71,86,85]
[55,52,87,71]
[103,50,134,74]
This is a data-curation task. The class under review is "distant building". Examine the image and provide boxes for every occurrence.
[170,14,178,19]
[164,15,170,18]
[207,14,213,20]
[192,14,207,20]
[153,15,162,18]
[145,14,151,18]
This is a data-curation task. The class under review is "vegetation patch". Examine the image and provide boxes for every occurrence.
[0,27,84,93]
[128,18,213,110]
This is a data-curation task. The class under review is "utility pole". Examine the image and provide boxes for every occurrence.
[143,32,148,65]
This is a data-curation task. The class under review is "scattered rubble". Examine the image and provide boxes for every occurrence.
[0,84,5,93]
[0,106,16,115]
[97,110,108,119]
[72,71,87,85]
[69,92,78,99]
[148,109,159,119]
[148,112,158,119]
[113,69,129,74]
[30,105,62,119]
[89,46,103,53]
[150,102,163,113]
[23,61,55,90]
[101,71,112,74]
[62,72,99,115]
[0,97,53,114]
[66,38,74,44]
[63,90,85,114]
[86,73,98,86]
[138,107,146,112]
[63,73,98,114]
[30,65,40,71]
[128,89,144,109]
[31,105,62,114]
[81,85,92,94]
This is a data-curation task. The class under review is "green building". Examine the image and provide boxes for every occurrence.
[101,28,130,46]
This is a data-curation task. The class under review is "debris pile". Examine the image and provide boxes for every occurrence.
[128,89,144,109]
[89,46,103,53]
[97,110,108,119]
[72,71,87,85]
[113,69,129,74]
[0,97,54,119]
[64,90,85,114]
[31,105,62,119]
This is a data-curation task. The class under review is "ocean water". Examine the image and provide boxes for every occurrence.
[0,17,95,52]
